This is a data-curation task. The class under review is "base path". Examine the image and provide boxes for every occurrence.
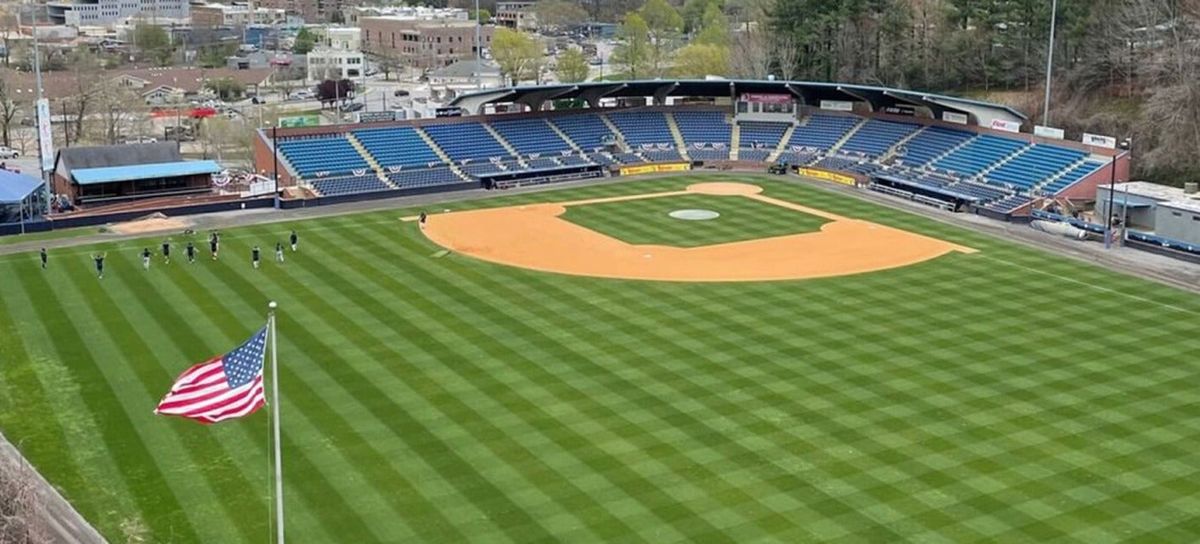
[417,182,976,282]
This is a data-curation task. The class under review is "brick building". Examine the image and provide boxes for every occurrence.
[359,17,493,69]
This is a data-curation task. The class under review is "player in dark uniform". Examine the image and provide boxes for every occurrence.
[141,247,152,270]
[251,246,261,269]
[39,248,47,270]
[289,230,298,252]
[209,231,220,260]
[275,241,285,263]
[162,240,171,264]
[418,212,427,228]
[186,241,196,264]
[93,253,106,279]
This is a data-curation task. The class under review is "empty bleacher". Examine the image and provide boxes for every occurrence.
[549,114,615,151]
[839,119,920,157]
[933,135,1028,177]
[423,122,512,161]
[738,121,789,161]
[489,118,572,155]
[387,166,462,189]
[606,111,675,146]
[1041,160,1105,194]
[674,111,730,160]
[354,127,441,168]
[788,114,861,150]
[894,127,975,167]
[278,136,369,177]
[983,144,1088,190]
[310,174,390,196]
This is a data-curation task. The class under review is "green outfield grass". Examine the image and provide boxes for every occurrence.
[561,192,829,247]
[2,174,1200,543]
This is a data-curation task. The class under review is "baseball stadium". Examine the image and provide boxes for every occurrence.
[2,79,1200,544]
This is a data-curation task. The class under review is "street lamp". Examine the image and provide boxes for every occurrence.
[1104,137,1133,249]
[1043,0,1058,124]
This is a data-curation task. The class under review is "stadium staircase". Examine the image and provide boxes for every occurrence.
[767,124,797,162]
[975,144,1033,182]
[414,127,470,181]
[827,117,868,153]
[345,133,398,189]
[483,123,529,168]
[545,119,583,152]
[598,114,631,152]
[730,122,740,160]
[928,134,978,166]
[880,126,929,162]
[665,113,691,161]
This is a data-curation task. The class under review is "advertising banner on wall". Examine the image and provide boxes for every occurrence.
[796,168,857,186]
[619,163,690,176]
[942,112,969,125]
[1034,125,1066,140]
[1082,133,1117,149]
[36,99,54,172]
[740,93,793,104]
[278,115,320,128]
[819,100,854,112]
[989,118,1022,133]
[357,111,397,123]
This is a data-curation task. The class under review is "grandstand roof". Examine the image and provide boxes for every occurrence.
[0,170,44,204]
[449,79,1028,126]
[71,161,222,185]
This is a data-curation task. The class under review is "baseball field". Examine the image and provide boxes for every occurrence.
[2,174,1199,542]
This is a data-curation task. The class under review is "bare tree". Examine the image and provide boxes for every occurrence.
[771,33,800,80]
[94,81,144,145]
[732,23,771,79]
[0,456,50,544]
[0,76,21,148]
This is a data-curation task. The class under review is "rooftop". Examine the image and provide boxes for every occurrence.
[72,161,222,185]
[1110,182,1200,213]
[0,169,44,204]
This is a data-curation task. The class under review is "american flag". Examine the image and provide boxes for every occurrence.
[155,326,268,425]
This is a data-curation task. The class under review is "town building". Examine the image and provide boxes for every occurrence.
[46,0,190,26]
[341,5,467,26]
[306,27,364,80]
[428,59,503,90]
[191,3,286,27]
[495,2,536,31]
[360,16,493,70]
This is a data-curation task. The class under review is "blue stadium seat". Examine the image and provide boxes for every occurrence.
[839,119,920,158]
[353,127,441,168]
[278,135,370,177]
[607,111,675,146]
[1041,160,1106,194]
[983,144,1088,190]
[387,166,463,188]
[894,127,974,167]
[489,118,572,155]
[423,122,513,161]
[787,114,860,150]
[549,114,616,151]
[933,135,1028,177]
[310,174,389,196]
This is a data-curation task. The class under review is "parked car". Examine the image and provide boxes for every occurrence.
[339,102,365,112]
[0,146,21,159]
[393,89,411,97]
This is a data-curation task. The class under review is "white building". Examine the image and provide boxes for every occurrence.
[307,27,364,81]
[341,5,468,26]
[47,0,190,26]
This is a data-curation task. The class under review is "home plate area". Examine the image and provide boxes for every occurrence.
[415,182,976,282]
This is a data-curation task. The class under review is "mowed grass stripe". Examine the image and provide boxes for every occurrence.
[155,255,374,543]
[13,259,201,541]
[344,222,741,542]
[310,221,659,542]
[184,234,389,543]
[108,260,272,542]
[291,222,595,542]
[0,272,94,520]
[63,252,254,542]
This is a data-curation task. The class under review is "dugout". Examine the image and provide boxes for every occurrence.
[53,143,221,206]
[0,169,47,231]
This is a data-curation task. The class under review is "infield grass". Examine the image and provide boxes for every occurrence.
[2,174,1200,543]
[560,192,829,247]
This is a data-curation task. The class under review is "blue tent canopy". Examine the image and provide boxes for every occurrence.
[0,169,44,204]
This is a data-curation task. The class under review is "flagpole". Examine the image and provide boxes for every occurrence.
[269,301,285,544]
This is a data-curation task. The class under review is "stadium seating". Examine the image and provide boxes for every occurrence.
[738,121,789,150]
[894,127,975,167]
[674,111,731,160]
[353,127,440,168]
[788,114,861,150]
[489,118,572,155]
[525,157,563,170]
[983,194,1033,212]
[423,122,512,161]
[1041,160,1106,194]
[983,144,1088,190]
[278,136,369,177]
[549,114,614,151]
[606,111,675,146]
[387,166,463,189]
[462,161,507,177]
[738,149,772,162]
[558,155,594,167]
[839,119,920,158]
[310,174,390,196]
[933,135,1029,177]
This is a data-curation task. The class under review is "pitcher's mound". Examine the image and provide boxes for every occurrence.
[668,209,720,221]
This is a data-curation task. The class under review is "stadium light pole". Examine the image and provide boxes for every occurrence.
[475,0,482,91]
[1042,0,1058,125]
[1104,139,1131,250]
